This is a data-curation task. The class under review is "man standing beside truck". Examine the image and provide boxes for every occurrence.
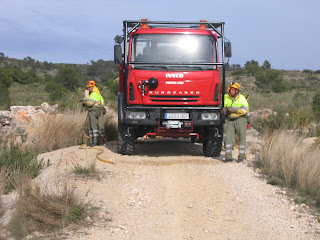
[223,82,249,163]
[82,80,106,147]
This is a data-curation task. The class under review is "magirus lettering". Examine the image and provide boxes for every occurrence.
[165,73,184,78]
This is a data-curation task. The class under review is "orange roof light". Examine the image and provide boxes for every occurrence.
[141,18,149,29]
[200,20,207,30]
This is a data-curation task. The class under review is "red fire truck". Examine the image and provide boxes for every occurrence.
[114,20,231,156]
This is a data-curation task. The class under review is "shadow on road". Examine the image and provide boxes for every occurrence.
[105,138,225,163]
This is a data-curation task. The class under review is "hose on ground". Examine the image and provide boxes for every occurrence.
[80,113,115,165]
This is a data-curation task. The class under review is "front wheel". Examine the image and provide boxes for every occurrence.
[203,127,222,157]
[117,124,134,155]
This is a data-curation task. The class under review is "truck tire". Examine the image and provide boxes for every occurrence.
[203,127,222,157]
[118,124,134,155]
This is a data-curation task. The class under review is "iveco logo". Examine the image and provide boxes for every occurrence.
[166,73,184,78]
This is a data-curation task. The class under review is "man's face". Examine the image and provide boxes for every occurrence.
[88,86,94,92]
[229,87,238,97]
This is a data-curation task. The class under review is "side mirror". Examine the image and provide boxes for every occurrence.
[114,45,122,64]
[224,42,232,58]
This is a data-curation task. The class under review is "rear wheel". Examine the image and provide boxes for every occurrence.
[118,124,134,155]
[203,127,222,157]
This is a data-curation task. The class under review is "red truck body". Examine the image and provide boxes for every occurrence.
[114,20,231,156]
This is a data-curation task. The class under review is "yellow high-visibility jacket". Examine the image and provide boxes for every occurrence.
[224,93,249,119]
[86,86,105,108]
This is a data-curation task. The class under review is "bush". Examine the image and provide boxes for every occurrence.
[312,91,320,121]
[0,83,10,109]
[252,108,313,135]
[56,66,80,91]
[255,69,288,92]
[10,67,40,84]
[0,67,13,87]
[244,60,260,75]
[0,141,42,193]
[105,79,119,102]
[8,180,87,239]
[45,81,67,101]
[303,69,313,74]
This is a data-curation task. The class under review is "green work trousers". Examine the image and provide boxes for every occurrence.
[88,109,105,144]
[225,116,247,160]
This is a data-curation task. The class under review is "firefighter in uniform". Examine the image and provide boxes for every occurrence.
[223,82,249,163]
[82,81,106,147]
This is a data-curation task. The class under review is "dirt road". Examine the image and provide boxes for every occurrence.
[32,130,319,239]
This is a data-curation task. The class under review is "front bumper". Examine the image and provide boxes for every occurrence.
[121,106,222,127]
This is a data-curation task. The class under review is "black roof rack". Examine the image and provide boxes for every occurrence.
[124,20,224,38]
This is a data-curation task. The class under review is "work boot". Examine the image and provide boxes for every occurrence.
[88,142,96,147]
[237,158,244,163]
[223,158,233,163]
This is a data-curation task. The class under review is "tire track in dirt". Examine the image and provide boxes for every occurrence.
[32,134,319,240]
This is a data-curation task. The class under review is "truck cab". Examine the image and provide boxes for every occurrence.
[114,20,231,156]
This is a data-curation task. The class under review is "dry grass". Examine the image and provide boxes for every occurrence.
[0,167,8,196]
[28,111,86,153]
[7,175,86,239]
[28,109,118,153]
[260,130,320,204]
[0,167,9,220]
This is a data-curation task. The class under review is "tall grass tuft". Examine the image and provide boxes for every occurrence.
[260,130,320,204]
[7,177,86,239]
[28,109,118,153]
[28,111,86,153]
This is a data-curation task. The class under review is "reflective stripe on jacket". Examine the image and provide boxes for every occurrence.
[86,89,105,108]
[224,93,249,119]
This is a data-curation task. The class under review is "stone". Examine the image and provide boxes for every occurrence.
[118,225,128,231]
[254,153,261,164]
[41,102,50,112]
[302,137,318,145]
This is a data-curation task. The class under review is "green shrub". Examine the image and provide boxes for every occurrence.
[303,69,313,74]
[56,66,80,91]
[292,92,313,109]
[316,124,320,137]
[105,79,119,102]
[244,60,260,75]
[0,141,43,193]
[312,91,320,121]
[252,108,313,135]
[45,81,67,101]
[255,69,288,92]
[0,68,13,87]
[10,67,40,84]
[0,83,10,109]
[252,112,284,134]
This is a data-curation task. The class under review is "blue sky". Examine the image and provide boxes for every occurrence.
[1,0,319,70]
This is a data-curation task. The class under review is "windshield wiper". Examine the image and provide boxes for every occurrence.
[168,65,204,71]
[134,65,169,70]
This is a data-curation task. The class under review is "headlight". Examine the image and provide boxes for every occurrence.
[127,111,146,119]
[201,112,219,120]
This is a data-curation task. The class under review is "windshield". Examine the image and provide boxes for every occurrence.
[131,34,217,70]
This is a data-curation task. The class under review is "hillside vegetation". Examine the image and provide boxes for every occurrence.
[1,54,320,112]
[0,54,118,110]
